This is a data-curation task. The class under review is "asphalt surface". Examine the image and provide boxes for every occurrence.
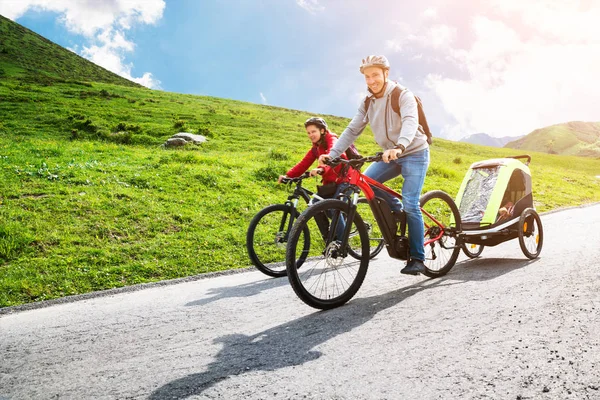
[1,204,599,400]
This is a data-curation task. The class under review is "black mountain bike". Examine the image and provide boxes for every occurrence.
[246,172,385,278]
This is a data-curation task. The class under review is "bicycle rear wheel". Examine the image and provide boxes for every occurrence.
[246,204,309,277]
[419,190,462,278]
[286,199,370,309]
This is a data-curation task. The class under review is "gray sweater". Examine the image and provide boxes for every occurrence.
[329,81,429,159]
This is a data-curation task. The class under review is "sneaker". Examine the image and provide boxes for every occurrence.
[401,259,426,275]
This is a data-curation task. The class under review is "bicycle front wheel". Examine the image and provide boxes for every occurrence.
[286,199,370,309]
[348,198,385,260]
[420,190,462,278]
[246,204,309,277]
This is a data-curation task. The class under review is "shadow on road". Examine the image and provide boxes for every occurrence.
[184,275,289,307]
[186,256,538,308]
[152,255,541,398]
[449,256,541,282]
[149,278,441,399]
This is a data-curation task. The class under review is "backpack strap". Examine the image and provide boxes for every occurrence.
[364,86,403,116]
[390,86,403,117]
[363,95,373,115]
[366,84,433,145]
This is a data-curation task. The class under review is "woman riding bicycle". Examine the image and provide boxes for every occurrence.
[319,55,430,275]
[278,117,348,198]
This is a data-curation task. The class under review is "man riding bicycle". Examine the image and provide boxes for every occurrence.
[320,55,430,275]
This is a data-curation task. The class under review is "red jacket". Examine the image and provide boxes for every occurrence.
[286,131,347,185]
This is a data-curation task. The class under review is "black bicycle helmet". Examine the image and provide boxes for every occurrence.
[304,117,328,131]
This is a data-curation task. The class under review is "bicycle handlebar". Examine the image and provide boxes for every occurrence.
[281,171,311,184]
[508,154,531,165]
[323,152,383,168]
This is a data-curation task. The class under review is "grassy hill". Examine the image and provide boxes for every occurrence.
[1,17,599,307]
[505,121,600,158]
[0,14,138,87]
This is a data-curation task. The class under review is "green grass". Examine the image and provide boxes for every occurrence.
[0,15,599,307]
[506,121,600,157]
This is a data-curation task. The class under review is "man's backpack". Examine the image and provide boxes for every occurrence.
[364,86,433,145]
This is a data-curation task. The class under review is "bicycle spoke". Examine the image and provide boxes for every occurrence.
[419,191,461,277]
[286,199,370,309]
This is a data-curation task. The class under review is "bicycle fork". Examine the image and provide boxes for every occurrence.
[279,199,298,243]
[328,192,360,258]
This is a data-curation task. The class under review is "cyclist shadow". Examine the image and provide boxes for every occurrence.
[185,275,289,307]
[149,279,442,400]
[445,256,541,282]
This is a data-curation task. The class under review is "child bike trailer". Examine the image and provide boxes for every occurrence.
[453,155,543,259]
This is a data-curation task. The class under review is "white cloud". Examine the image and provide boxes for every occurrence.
[423,7,438,19]
[0,0,164,36]
[80,29,161,89]
[425,4,600,139]
[385,40,402,52]
[132,72,161,89]
[296,0,324,14]
[0,0,165,89]
[260,92,268,104]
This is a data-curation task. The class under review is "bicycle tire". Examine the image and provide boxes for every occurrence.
[419,190,462,278]
[286,199,370,309]
[246,204,310,278]
[347,198,385,260]
[518,208,543,259]
[461,243,484,258]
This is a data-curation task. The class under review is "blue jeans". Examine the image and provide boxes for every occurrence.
[364,149,430,261]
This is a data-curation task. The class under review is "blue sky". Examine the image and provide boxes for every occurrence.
[2,0,600,140]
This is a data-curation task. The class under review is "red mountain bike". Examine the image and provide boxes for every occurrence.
[285,153,462,309]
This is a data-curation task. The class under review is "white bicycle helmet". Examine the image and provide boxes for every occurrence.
[359,55,390,73]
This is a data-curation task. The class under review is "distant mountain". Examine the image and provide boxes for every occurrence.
[0,14,138,87]
[459,133,523,148]
[504,121,600,158]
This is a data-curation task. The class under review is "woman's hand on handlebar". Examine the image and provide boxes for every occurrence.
[309,168,324,177]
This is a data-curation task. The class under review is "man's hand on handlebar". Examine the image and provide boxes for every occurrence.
[277,175,287,184]
[318,154,331,166]
[382,148,403,163]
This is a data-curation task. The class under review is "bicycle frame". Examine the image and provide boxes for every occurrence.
[280,173,329,243]
[329,157,447,260]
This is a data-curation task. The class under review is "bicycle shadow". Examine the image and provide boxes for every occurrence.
[152,254,540,398]
[185,275,288,307]
[447,256,541,282]
[186,255,540,308]
[148,278,442,399]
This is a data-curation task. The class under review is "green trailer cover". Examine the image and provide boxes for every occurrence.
[454,158,531,227]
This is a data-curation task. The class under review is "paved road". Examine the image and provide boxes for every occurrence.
[1,205,599,400]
